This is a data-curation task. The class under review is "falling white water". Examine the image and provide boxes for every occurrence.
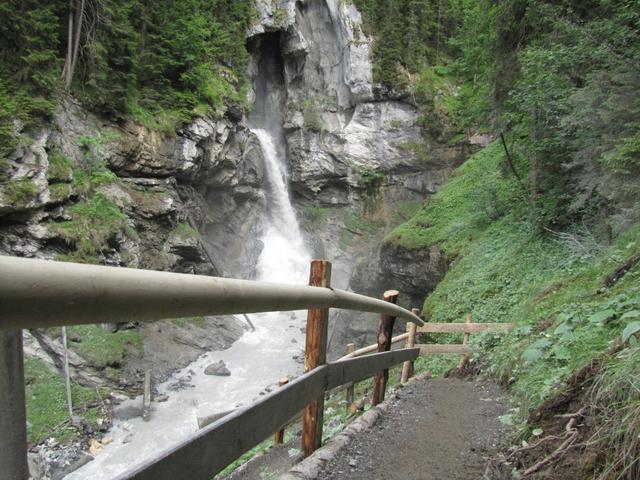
[66,129,311,479]
[252,128,310,284]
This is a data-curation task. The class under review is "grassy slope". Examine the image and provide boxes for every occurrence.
[386,141,640,438]
[24,357,106,444]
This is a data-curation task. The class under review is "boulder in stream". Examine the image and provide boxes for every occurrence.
[204,360,231,376]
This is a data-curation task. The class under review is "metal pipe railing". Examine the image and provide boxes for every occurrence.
[0,256,423,329]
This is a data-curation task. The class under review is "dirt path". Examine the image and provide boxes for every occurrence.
[315,377,508,480]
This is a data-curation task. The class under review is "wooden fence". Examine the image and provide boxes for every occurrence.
[341,313,514,410]
[0,256,422,480]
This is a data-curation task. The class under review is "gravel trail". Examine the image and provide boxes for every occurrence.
[315,377,508,480]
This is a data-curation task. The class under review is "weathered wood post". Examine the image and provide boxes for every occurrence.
[459,313,472,370]
[371,289,399,406]
[142,369,151,421]
[345,343,356,412]
[0,330,29,480]
[61,326,74,421]
[400,308,419,384]
[273,377,289,446]
[302,260,331,457]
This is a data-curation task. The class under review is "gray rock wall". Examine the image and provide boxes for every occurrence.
[246,0,473,355]
[0,0,474,361]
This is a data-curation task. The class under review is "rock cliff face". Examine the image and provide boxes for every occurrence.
[0,0,472,361]
[246,0,472,355]
[0,99,265,277]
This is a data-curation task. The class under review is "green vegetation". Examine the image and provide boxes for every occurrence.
[355,1,640,231]
[67,325,143,370]
[388,138,640,477]
[3,176,39,206]
[302,97,323,133]
[172,223,201,241]
[24,357,105,443]
[397,201,422,221]
[386,142,518,252]
[48,182,72,203]
[589,346,640,478]
[47,150,73,182]
[273,6,289,27]
[305,204,330,225]
[50,192,134,263]
[344,209,385,235]
[352,0,462,90]
[358,168,384,189]
[447,0,640,230]
[0,0,254,138]
[217,436,279,477]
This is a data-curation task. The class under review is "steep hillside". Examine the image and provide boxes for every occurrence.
[385,142,640,478]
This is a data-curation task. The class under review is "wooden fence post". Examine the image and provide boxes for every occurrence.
[273,377,289,446]
[400,308,419,384]
[142,369,152,421]
[371,289,399,406]
[0,329,28,480]
[459,314,472,370]
[302,260,331,457]
[345,343,356,412]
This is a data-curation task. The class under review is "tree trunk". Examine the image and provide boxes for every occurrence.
[62,1,74,89]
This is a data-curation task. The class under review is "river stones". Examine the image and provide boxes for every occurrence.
[204,360,231,376]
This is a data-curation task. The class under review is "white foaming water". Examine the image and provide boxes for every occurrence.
[66,129,310,479]
[252,128,310,284]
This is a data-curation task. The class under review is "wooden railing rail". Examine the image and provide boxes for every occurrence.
[114,349,419,480]
[0,256,423,479]
[417,322,514,333]
[0,256,423,329]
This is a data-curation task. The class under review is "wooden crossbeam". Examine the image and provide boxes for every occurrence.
[417,322,514,334]
[417,344,474,355]
[328,348,419,390]
[340,332,409,359]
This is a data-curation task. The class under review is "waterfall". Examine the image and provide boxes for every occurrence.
[251,128,310,284]
[66,30,313,480]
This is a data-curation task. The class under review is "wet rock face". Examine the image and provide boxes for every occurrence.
[2,0,471,369]
[379,242,449,306]
[244,0,472,356]
[0,98,266,277]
